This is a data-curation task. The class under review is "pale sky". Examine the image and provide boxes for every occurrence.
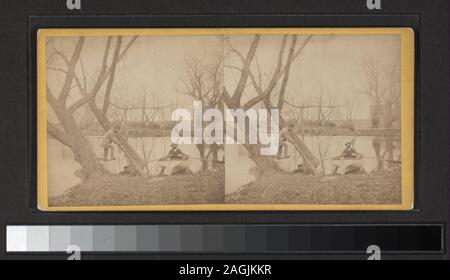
[225,34,401,120]
[46,33,401,122]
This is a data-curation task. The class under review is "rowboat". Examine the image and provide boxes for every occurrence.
[331,154,364,175]
[158,158,191,176]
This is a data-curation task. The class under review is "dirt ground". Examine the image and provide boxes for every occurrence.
[50,170,225,207]
[50,169,401,207]
[226,170,402,205]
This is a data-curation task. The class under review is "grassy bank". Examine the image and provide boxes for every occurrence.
[226,170,402,205]
[50,170,224,207]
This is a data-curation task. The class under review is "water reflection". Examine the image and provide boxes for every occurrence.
[225,135,401,194]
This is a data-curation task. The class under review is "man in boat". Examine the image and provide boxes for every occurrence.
[162,144,189,161]
[341,142,358,159]
[277,123,295,160]
[332,142,364,175]
[101,125,120,161]
[158,144,190,176]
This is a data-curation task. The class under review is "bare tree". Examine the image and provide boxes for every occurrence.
[111,92,162,174]
[109,92,161,127]
[343,92,358,129]
[178,55,224,171]
[224,35,320,173]
[316,136,333,176]
[179,56,223,109]
[46,37,107,176]
[358,56,401,170]
[358,56,401,129]
[285,95,312,127]
[46,36,146,176]
[315,87,336,128]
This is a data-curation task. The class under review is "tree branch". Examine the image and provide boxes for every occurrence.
[269,35,313,92]
[86,37,113,105]
[223,88,234,109]
[284,99,337,109]
[102,36,122,116]
[264,35,288,105]
[57,37,85,107]
[227,35,313,110]
[69,36,138,114]
[231,35,260,105]
[47,122,72,148]
[46,85,58,109]
[277,35,298,110]
[242,91,271,111]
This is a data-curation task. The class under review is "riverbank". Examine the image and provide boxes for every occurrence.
[226,170,401,205]
[49,170,224,207]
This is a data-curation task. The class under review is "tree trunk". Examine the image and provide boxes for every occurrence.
[50,107,105,177]
[210,144,220,170]
[244,143,281,175]
[89,102,146,173]
[385,136,394,169]
[197,144,209,172]
[373,138,384,171]
[227,101,318,176]
[279,117,319,171]
[288,132,320,170]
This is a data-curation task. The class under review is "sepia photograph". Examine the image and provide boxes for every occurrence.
[37,28,414,211]
[41,32,226,208]
[223,33,410,206]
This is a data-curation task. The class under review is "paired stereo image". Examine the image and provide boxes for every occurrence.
[37,28,414,211]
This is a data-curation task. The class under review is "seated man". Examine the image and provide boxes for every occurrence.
[341,142,357,159]
[158,144,190,176]
[161,144,188,161]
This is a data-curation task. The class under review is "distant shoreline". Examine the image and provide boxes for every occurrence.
[77,128,400,138]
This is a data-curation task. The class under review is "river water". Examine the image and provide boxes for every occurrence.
[47,136,400,197]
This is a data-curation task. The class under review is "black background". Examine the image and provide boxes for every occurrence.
[0,0,448,260]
